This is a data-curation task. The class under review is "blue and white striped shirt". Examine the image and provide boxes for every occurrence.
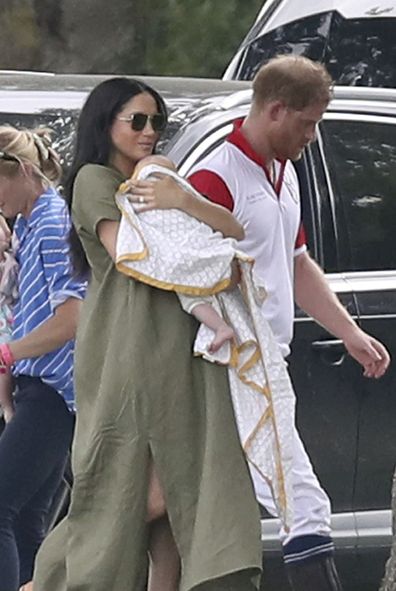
[12,187,86,408]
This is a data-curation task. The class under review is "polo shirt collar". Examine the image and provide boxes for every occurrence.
[226,118,268,169]
[14,187,56,239]
[226,118,287,194]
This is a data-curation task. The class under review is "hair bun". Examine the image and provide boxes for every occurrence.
[31,131,51,164]
[0,124,62,185]
[32,128,52,147]
[30,128,62,184]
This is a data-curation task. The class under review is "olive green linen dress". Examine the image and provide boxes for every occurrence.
[33,164,262,591]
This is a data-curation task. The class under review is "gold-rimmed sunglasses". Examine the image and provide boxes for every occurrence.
[117,112,167,133]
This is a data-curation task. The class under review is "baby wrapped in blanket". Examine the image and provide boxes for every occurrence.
[115,155,296,529]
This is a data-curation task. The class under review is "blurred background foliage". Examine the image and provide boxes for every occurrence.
[0,0,264,77]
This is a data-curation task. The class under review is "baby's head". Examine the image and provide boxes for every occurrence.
[118,155,177,193]
[134,155,177,177]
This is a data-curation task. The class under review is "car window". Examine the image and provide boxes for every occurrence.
[320,117,396,272]
[0,110,79,178]
[234,12,396,87]
[0,103,195,175]
[302,142,339,272]
[177,123,234,175]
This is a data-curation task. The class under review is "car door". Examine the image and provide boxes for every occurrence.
[318,113,396,547]
[288,146,360,524]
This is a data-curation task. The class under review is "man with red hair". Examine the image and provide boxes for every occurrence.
[189,55,390,591]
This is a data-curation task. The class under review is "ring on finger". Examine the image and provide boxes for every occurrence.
[138,196,145,204]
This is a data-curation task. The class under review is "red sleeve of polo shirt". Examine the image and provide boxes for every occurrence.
[188,170,234,212]
[295,223,307,249]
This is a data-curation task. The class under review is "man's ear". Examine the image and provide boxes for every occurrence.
[268,101,287,123]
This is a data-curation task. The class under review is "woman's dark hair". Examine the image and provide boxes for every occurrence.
[65,77,167,277]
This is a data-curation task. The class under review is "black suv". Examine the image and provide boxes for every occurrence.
[0,72,395,591]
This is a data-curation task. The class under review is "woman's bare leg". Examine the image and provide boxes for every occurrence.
[147,459,180,591]
[148,516,180,591]
[147,461,166,523]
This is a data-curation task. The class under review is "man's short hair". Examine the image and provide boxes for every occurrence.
[252,54,333,110]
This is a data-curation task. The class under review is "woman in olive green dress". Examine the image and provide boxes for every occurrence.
[33,77,262,591]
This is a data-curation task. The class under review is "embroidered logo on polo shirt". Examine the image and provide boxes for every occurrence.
[246,191,266,204]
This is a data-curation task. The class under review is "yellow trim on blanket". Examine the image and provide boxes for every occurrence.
[237,270,289,525]
[237,341,271,398]
[115,197,149,260]
[193,330,289,525]
[115,191,233,295]
[235,339,289,518]
[243,406,273,454]
[117,250,149,262]
[116,260,232,296]
[229,341,239,368]
[247,456,290,534]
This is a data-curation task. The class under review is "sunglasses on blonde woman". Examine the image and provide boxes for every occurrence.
[0,151,20,164]
[117,112,167,133]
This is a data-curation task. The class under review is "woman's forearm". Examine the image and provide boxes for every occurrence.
[130,175,245,240]
[0,371,13,410]
[9,297,82,361]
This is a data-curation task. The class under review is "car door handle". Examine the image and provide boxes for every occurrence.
[311,339,346,366]
[311,339,345,352]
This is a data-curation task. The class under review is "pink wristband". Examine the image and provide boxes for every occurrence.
[0,343,15,368]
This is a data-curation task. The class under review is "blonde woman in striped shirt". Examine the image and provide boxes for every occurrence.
[0,126,86,591]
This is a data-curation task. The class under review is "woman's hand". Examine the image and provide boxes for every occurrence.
[3,405,15,423]
[0,370,14,423]
[126,176,244,240]
[126,176,185,212]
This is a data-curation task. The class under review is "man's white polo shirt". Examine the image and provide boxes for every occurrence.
[189,119,307,357]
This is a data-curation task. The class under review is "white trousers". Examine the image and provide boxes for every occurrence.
[250,426,332,546]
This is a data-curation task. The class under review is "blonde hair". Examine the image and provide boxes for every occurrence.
[253,55,333,111]
[0,126,62,186]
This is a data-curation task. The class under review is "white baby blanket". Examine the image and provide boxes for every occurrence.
[116,164,237,296]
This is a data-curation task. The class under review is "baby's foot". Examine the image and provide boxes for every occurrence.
[208,324,235,353]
